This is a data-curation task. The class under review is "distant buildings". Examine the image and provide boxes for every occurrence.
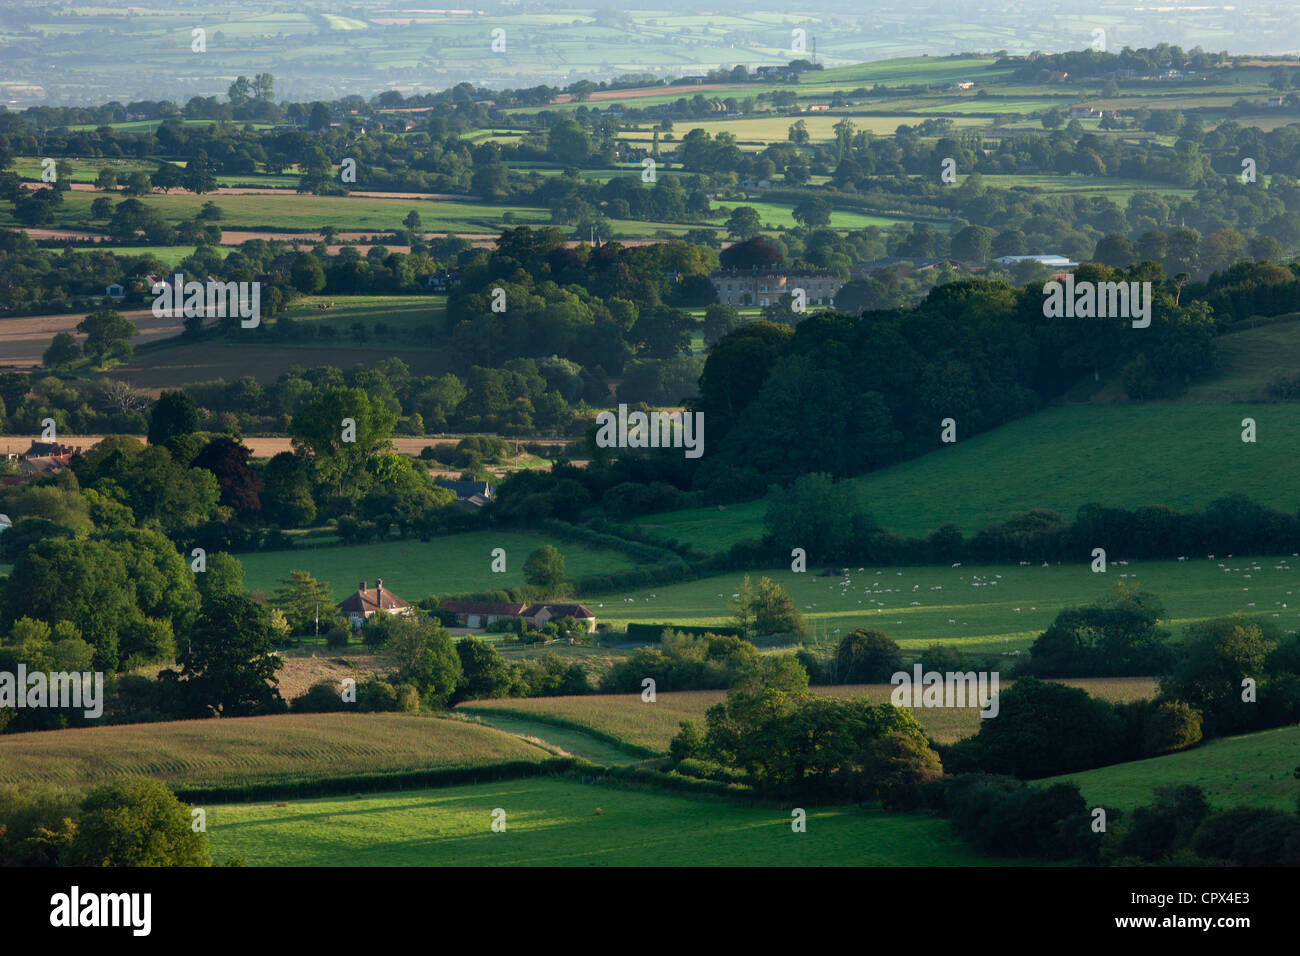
[337,579,414,628]
[434,479,492,509]
[15,441,81,479]
[440,600,597,632]
[993,254,1078,269]
[709,267,841,308]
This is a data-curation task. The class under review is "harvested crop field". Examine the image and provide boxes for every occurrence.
[0,713,548,792]
[459,678,1158,752]
[0,307,185,367]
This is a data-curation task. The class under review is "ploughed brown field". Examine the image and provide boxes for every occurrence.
[0,307,185,367]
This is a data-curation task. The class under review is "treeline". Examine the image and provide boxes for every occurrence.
[734,475,1300,568]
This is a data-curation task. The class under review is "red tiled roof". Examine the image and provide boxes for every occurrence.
[522,603,596,618]
[338,586,413,614]
[441,601,526,616]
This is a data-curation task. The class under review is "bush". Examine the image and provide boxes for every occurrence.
[291,681,349,713]
[62,778,210,866]
[324,620,351,649]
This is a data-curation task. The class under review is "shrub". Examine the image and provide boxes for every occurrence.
[62,778,210,867]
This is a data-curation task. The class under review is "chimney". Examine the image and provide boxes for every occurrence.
[376,578,383,606]
[359,581,366,594]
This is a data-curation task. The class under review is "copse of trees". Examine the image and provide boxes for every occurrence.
[0,779,211,867]
[671,655,943,803]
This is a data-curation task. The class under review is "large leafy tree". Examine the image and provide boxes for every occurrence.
[147,390,200,446]
[179,592,284,717]
[273,570,335,637]
[62,779,210,867]
[76,308,138,366]
[258,452,317,527]
[290,387,396,501]
[192,436,262,515]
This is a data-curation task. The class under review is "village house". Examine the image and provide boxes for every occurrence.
[440,600,597,632]
[337,579,415,628]
[16,440,81,479]
[709,266,841,308]
[440,600,525,629]
[521,603,597,633]
[434,479,492,509]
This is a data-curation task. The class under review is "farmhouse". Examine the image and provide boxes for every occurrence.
[522,603,597,632]
[435,479,492,509]
[16,440,81,478]
[440,600,597,631]
[338,579,415,628]
[709,267,841,308]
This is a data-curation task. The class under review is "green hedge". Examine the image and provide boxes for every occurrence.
[173,758,578,804]
[625,623,743,642]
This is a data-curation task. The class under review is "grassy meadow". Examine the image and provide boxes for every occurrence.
[628,402,1300,550]
[1051,724,1300,811]
[586,555,1300,658]
[237,530,637,601]
[206,777,1006,866]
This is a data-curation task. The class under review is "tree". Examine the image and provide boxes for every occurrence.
[94,168,117,191]
[62,779,210,867]
[836,628,902,683]
[290,387,397,500]
[725,206,763,240]
[76,308,138,366]
[192,436,261,514]
[179,592,284,717]
[90,196,113,220]
[1160,615,1278,736]
[147,390,200,446]
[752,577,805,638]
[378,615,462,708]
[258,452,317,526]
[403,209,422,232]
[273,571,335,637]
[950,225,995,263]
[787,120,810,144]
[702,303,742,347]
[290,253,326,293]
[792,196,832,229]
[121,171,152,196]
[454,637,514,701]
[523,545,566,592]
[182,150,218,194]
[719,236,781,269]
[968,677,1124,778]
[42,332,79,369]
[547,116,592,165]
[729,575,756,636]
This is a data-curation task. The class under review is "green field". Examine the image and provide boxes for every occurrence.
[0,713,547,793]
[206,777,1006,866]
[237,530,637,602]
[630,403,1300,550]
[461,678,1157,752]
[0,191,549,234]
[273,294,446,340]
[1052,724,1300,811]
[586,554,1300,658]
[1181,319,1300,401]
